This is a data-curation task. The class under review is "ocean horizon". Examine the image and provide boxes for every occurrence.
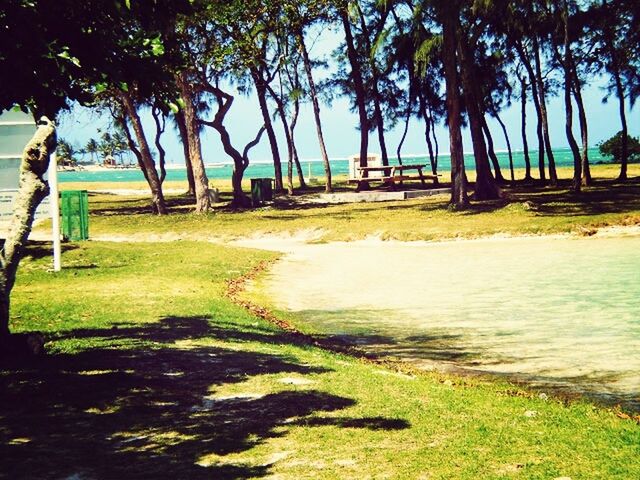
[59,147,612,183]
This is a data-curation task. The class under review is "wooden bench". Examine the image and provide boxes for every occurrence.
[349,164,440,191]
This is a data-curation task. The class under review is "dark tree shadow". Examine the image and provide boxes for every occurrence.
[0,317,409,479]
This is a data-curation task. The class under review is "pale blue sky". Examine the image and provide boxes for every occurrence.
[58,27,638,164]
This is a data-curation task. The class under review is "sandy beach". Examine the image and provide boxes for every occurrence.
[237,231,640,409]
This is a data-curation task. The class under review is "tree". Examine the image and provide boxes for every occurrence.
[598,131,640,163]
[437,1,468,208]
[0,0,192,350]
[85,138,99,164]
[56,139,76,165]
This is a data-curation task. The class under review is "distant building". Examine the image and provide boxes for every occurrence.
[0,109,36,189]
[0,110,49,236]
[103,155,116,167]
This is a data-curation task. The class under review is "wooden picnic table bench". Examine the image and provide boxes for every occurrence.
[349,164,440,191]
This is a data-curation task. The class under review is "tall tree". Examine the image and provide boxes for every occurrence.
[437,1,468,208]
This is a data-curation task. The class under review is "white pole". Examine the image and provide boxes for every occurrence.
[48,152,61,272]
[308,162,312,181]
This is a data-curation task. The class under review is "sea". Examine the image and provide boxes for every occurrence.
[58,147,612,184]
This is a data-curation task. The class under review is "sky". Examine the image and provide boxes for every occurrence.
[58,27,639,165]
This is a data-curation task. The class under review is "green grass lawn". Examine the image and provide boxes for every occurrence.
[2,240,639,479]
[50,164,640,243]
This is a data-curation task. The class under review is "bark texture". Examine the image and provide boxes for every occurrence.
[119,91,167,214]
[298,29,332,193]
[177,72,210,212]
[341,9,369,190]
[0,117,55,341]
[441,6,468,208]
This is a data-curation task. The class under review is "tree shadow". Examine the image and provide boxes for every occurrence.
[0,316,409,479]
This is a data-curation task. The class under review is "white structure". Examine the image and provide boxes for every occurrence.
[347,153,383,180]
[0,110,60,271]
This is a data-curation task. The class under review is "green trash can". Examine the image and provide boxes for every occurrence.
[60,190,89,241]
[250,178,274,207]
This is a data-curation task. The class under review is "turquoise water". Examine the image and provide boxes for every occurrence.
[263,236,640,411]
[58,148,611,183]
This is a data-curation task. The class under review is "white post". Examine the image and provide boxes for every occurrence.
[48,152,61,272]
[308,162,312,181]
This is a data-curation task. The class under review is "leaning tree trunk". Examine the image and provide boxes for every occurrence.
[297,30,332,193]
[494,111,515,184]
[177,72,210,212]
[533,36,558,185]
[341,10,369,190]
[441,6,468,208]
[571,69,591,186]
[253,76,284,193]
[119,91,167,214]
[559,1,582,192]
[519,76,533,181]
[481,117,506,184]
[175,110,196,196]
[289,97,306,189]
[267,84,295,195]
[611,61,628,181]
[0,117,55,343]
[517,43,546,182]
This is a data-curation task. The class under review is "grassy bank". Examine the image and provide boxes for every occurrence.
[49,164,640,243]
[2,241,639,479]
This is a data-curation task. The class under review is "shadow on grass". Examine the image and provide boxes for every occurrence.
[86,177,640,221]
[0,316,408,479]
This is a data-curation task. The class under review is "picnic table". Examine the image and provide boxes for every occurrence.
[350,164,440,192]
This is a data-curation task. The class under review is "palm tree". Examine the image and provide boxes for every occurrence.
[85,138,99,164]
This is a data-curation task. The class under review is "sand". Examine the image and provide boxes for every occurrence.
[239,231,640,409]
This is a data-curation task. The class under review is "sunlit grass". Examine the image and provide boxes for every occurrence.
[1,240,638,478]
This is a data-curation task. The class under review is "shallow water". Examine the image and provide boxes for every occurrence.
[263,235,640,410]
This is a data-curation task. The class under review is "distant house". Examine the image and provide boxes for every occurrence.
[0,110,50,236]
[0,109,36,190]
[103,155,116,167]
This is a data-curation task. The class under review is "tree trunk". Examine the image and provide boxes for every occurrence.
[0,117,55,340]
[267,84,295,195]
[517,43,545,182]
[341,9,369,190]
[297,30,332,193]
[481,117,506,184]
[612,61,628,181]
[289,97,306,189]
[356,4,390,167]
[533,35,558,185]
[559,1,582,192]
[177,72,210,213]
[119,91,167,214]
[519,77,533,181]
[151,106,167,185]
[571,69,591,186]
[421,98,436,176]
[397,100,411,165]
[457,26,501,201]
[494,111,515,184]
[175,110,196,196]
[441,6,468,208]
[253,76,283,193]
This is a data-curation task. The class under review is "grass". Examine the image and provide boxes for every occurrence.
[3,163,640,478]
[2,240,639,479]
[48,164,640,243]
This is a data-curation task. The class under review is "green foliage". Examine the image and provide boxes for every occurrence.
[0,0,192,116]
[599,131,640,163]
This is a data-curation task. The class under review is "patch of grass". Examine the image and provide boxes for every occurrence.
[46,164,640,243]
[1,241,638,479]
